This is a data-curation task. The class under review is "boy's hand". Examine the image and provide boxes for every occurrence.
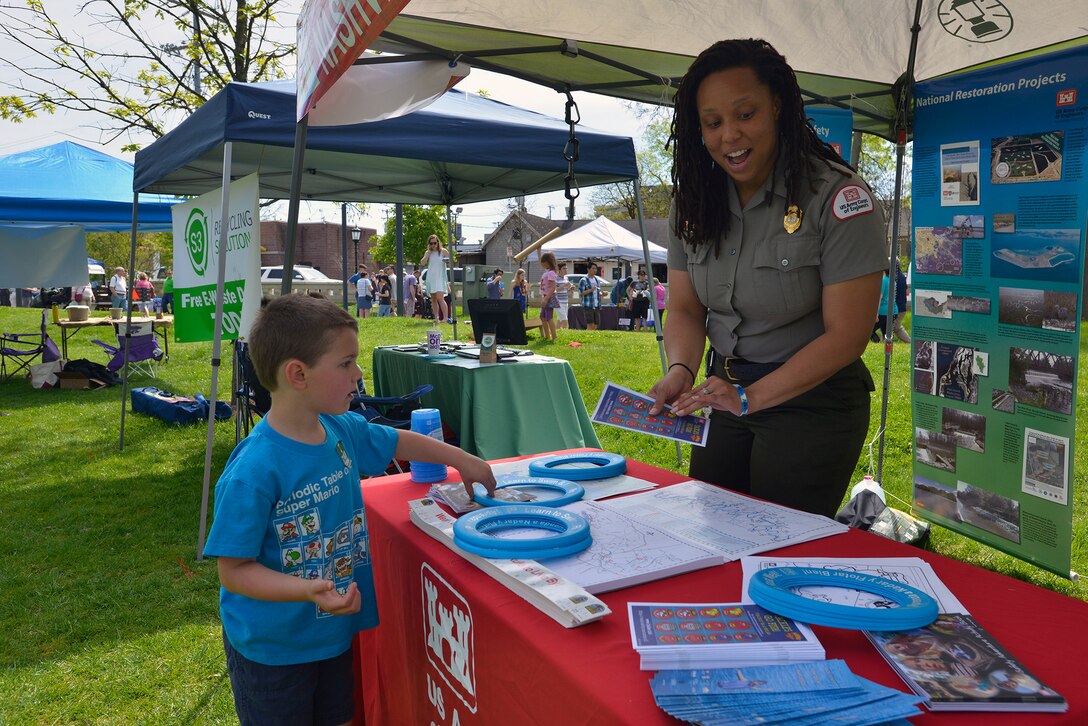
[455,454,497,498]
[308,580,361,615]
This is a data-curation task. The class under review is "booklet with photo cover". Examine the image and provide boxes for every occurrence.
[865,613,1066,712]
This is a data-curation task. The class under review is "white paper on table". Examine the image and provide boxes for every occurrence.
[489,455,657,501]
[600,481,848,561]
[738,556,969,615]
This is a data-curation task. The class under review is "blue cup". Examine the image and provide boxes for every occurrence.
[410,408,448,482]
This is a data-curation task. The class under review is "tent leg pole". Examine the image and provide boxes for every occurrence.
[281,116,309,295]
[118,192,140,451]
[341,203,350,310]
[197,141,234,562]
[634,180,682,468]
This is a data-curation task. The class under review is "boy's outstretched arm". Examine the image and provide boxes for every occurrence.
[217,557,361,615]
[394,430,497,497]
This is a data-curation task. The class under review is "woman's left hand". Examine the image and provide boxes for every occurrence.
[669,375,742,417]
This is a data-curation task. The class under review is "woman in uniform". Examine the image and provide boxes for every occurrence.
[648,39,886,517]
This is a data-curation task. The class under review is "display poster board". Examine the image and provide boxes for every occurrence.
[807,107,853,162]
[170,173,261,343]
[910,46,1086,577]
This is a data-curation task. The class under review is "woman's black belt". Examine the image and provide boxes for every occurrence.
[707,349,784,382]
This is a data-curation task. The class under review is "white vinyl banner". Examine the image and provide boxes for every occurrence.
[170,173,261,342]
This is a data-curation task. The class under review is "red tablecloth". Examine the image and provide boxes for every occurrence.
[353,452,1086,725]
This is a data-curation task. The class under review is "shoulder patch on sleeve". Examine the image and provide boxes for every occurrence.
[831,184,875,220]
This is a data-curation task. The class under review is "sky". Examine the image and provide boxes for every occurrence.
[0,1,656,245]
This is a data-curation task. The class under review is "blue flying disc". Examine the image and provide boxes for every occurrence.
[473,476,584,508]
[527,452,627,481]
[453,505,591,560]
[748,567,939,631]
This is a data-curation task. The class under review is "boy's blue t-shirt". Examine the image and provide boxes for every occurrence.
[203,412,398,666]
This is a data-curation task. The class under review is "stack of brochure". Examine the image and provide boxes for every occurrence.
[629,602,824,671]
[650,661,925,725]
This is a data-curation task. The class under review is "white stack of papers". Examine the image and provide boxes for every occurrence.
[628,602,824,671]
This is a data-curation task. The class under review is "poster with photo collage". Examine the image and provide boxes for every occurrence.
[910,45,1086,577]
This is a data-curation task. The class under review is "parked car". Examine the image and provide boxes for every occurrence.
[260,265,343,300]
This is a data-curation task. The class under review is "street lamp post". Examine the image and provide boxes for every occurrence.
[351,227,362,270]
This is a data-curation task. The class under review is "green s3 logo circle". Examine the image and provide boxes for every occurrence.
[185,208,209,276]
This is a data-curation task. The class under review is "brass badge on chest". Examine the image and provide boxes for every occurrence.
[784,205,802,234]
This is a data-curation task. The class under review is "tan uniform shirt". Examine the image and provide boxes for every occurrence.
[668,156,887,362]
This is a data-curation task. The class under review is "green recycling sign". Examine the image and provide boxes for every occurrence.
[170,173,261,343]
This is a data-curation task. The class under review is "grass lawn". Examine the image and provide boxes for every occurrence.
[1,305,1084,722]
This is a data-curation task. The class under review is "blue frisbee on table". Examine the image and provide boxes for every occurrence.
[748,566,940,631]
[472,476,584,508]
[452,504,592,560]
[527,452,627,481]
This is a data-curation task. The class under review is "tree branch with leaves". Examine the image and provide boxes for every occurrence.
[0,0,293,150]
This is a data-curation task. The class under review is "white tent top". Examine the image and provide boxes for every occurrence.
[375,1,1088,138]
[530,215,668,263]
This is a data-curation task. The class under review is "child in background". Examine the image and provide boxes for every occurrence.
[203,295,495,726]
[511,268,528,314]
[538,251,559,342]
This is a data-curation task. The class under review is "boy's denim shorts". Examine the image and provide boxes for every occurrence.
[223,631,355,726]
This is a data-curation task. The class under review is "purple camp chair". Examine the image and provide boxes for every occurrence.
[92,321,164,378]
[1,309,62,382]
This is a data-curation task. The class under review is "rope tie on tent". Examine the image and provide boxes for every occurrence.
[563,89,581,220]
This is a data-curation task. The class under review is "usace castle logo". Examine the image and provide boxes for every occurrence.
[422,564,477,713]
[185,207,210,276]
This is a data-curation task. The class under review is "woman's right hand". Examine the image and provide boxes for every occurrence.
[648,366,695,416]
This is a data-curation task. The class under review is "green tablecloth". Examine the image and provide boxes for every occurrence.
[372,348,600,459]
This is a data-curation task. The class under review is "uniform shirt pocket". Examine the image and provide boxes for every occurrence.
[750,233,823,314]
[685,242,714,306]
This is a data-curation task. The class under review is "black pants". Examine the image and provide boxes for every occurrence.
[690,358,874,518]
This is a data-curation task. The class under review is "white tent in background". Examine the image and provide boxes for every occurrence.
[530,216,668,263]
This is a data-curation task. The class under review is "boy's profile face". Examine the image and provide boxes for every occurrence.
[299,327,363,415]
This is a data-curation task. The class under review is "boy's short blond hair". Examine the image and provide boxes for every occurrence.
[248,294,358,391]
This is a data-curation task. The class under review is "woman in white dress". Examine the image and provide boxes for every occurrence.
[420,234,450,323]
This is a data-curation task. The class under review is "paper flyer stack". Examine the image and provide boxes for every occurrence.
[628,603,823,671]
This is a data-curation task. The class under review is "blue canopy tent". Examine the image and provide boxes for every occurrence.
[132,79,642,557]
[0,141,176,232]
[134,81,637,202]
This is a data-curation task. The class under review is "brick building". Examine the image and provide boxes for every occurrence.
[259,221,378,280]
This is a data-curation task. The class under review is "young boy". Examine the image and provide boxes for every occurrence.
[203,294,496,726]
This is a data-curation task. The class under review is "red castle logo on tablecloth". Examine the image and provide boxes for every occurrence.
[422,563,477,713]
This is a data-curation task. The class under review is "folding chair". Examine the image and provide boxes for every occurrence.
[351,380,433,473]
[233,340,271,440]
[91,321,164,378]
[1,309,61,382]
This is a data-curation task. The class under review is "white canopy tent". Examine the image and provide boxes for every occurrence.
[529,216,668,263]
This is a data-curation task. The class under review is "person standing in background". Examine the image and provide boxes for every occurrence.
[420,235,450,323]
[161,270,174,314]
[538,252,560,342]
[375,274,392,317]
[627,269,651,332]
[511,268,528,315]
[555,262,572,329]
[109,267,128,310]
[653,277,667,326]
[893,261,911,343]
[403,266,418,318]
[486,269,505,299]
[578,263,602,330]
[134,272,155,315]
[385,266,398,316]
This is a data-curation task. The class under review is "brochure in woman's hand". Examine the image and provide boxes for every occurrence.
[592,381,710,446]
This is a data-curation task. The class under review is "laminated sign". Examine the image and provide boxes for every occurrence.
[171,173,262,342]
